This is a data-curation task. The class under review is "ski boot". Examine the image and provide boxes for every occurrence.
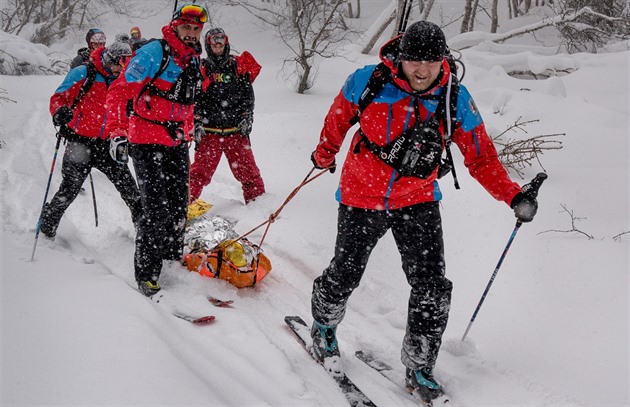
[39,203,58,240]
[405,367,449,405]
[311,320,342,376]
[138,280,161,298]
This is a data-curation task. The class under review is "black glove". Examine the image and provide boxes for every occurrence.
[511,191,538,223]
[109,136,129,164]
[238,113,253,136]
[310,151,336,174]
[52,106,73,126]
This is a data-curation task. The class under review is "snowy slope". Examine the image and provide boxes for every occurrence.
[1,3,628,407]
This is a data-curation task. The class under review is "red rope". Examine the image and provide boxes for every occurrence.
[207,166,331,255]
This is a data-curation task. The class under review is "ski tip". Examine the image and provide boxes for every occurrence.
[191,315,216,325]
[208,296,234,307]
[284,315,307,326]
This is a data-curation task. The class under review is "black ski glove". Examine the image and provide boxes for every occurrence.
[511,191,538,223]
[238,113,253,136]
[52,106,73,126]
[311,151,336,174]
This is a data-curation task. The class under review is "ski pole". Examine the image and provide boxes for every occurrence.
[461,172,548,341]
[89,173,98,227]
[31,133,63,262]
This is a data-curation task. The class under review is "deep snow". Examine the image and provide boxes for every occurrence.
[1,2,628,406]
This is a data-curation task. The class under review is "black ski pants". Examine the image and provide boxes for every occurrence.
[40,137,142,237]
[130,143,189,283]
[311,202,453,371]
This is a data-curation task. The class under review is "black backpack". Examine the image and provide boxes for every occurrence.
[350,54,462,188]
[70,63,98,109]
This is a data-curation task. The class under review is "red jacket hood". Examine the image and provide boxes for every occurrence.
[161,25,202,67]
[90,47,118,79]
[378,34,452,96]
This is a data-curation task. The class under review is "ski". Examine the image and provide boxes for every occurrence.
[355,350,450,406]
[208,296,234,308]
[144,289,217,325]
[284,316,377,407]
[173,313,216,325]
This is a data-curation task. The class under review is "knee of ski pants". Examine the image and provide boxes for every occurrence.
[61,142,92,179]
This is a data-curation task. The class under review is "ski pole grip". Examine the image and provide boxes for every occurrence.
[521,172,548,199]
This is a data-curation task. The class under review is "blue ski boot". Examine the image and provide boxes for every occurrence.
[405,367,447,404]
[311,320,342,376]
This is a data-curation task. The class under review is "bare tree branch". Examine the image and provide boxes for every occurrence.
[228,0,360,93]
[451,6,628,51]
[613,231,630,241]
[538,204,594,240]
[492,116,564,179]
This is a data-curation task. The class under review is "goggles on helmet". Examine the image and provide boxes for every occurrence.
[90,32,107,44]
[208,34,227,45]
[174,4,209,24]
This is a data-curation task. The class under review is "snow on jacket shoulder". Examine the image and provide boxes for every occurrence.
[105,27,200,146]
[316,36,520,211]
[50,47,113,139]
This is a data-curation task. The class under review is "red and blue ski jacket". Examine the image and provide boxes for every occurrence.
[314,36,521,211]
[49,47,116,139]
[105,25,201,146]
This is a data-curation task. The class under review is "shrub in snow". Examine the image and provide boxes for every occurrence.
[0,30,68,75]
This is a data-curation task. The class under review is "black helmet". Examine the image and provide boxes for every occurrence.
[399,21,446,62]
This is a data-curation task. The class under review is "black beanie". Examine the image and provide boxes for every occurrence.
[399,21,446,62]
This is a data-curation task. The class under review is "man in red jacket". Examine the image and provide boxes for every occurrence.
[308,21,539,404]
[41,41,142,239]
[105,3,208,297]
[189,28,265,205]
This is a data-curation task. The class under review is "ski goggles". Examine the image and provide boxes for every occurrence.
[208,34,227,45]
[90,32,107,44]
[174,4,209,24]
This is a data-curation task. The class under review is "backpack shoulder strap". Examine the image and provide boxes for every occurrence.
[435,73,461,189]
[350,62,392,126]
[138,39,171,99]
[433,73,459,143]
[71,64,97,109]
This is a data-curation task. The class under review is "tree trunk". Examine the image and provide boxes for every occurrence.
[361,0,398,54]
[490,0,499,33]
[58,0,74,40]
[422,0,435,20]
[460,0,473,33]
[469,0,480,31]
[511,0,520,17]
[297,62,311,94]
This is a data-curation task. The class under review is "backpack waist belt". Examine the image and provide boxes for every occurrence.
[203,126,240,135]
